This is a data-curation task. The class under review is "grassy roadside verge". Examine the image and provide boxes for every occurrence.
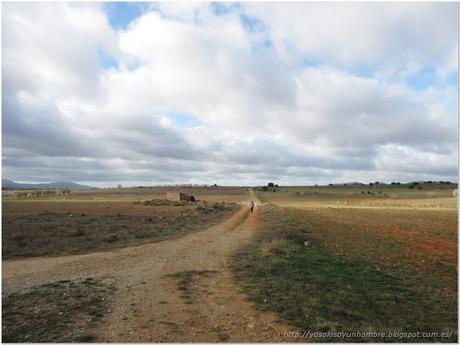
[231,204,457,342]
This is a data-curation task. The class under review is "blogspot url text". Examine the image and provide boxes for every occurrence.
[283,330,455,340]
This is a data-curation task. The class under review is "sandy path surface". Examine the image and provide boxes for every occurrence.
[3,193,296,342]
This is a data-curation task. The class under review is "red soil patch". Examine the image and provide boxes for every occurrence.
[388,229,457,258]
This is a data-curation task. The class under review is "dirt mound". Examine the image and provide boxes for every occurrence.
[135,199,237,211]
[138,199,187,206]
[195,201,237,213]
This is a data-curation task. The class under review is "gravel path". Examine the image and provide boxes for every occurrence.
[3,193,296,342]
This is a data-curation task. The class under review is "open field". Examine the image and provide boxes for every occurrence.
[232,186,458,342]
[2,187,247,258]
[256,184,457,210]
[2,185,458,342]
[2,186,249,203]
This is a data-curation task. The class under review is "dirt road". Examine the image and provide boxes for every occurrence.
[3,193,295,342]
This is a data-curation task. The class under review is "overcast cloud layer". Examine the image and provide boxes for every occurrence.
[2,2,458,186]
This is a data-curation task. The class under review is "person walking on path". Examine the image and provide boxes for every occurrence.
[249,200,255,214]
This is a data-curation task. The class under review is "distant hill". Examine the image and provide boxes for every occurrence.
[2,179,94,190]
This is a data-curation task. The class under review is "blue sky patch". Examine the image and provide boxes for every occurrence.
[211,2,235,16]
[104,2,147,30]
[406,66,438,91]
[446,71,458,87]
[99,49,118,70]
[168,112,202,128]
[239,13,267,33]
[127,60,141,72]
[303,58,320,69]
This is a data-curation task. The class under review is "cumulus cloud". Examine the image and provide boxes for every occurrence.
[242,2,457,72]
[2,2,457,186]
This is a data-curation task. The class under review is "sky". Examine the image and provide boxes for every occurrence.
[2,2,458,187]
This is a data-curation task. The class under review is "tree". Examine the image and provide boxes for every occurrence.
[267,182,275,188]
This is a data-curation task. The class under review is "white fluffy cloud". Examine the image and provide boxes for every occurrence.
[243,2,457,72]
[2,2,458,186]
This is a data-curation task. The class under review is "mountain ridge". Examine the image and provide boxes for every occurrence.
[2,179,94,190]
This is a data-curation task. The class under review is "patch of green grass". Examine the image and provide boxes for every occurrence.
[2,278,115,343]
[231,204,457,342]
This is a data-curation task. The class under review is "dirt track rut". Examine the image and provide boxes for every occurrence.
[3,194,295,342]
